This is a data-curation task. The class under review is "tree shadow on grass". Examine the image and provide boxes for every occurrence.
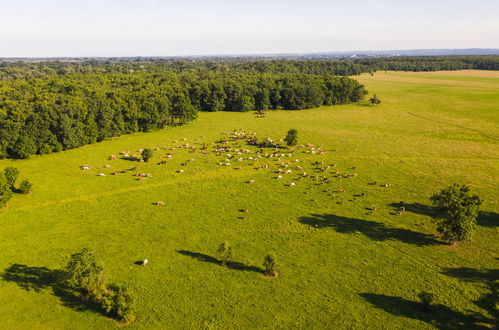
[299,214,439,246]
[176,250,264,274]
[477,211,499,228]
[1,264,106,316]
[360,293,493,330]
[442,267,499,322]
[388,202,434,217]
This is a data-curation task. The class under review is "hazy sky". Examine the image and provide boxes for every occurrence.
[1,0,498,57]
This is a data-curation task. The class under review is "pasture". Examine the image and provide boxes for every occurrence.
[0,70,497,329]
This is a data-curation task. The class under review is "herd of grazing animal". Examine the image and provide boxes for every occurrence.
[81,128,402,225]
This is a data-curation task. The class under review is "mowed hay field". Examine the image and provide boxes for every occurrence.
[0,70,497,329]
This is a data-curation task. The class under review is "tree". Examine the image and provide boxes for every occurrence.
[284,129,298,147]
[263,254,277,277]
[217,242,233,267]
[368,94,381,106]
[418,291,434,312]
[141,148,153,162]
[3,167,19,189]
[0,172,13,208]
[18,180,33,195]
[430,184,482,244]
[64,248,107,299]
[102,283,136,324]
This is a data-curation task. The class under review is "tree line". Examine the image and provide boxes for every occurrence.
[0,69,366,159]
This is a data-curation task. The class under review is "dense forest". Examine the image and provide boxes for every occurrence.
[0,67,366,159]
[1,55,497,159]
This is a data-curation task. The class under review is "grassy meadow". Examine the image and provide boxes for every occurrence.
[0,70,497,329]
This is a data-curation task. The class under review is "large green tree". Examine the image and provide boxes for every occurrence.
[430,184,482,244]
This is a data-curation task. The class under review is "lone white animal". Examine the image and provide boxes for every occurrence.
[142,259,149,265]
[290,182,296,186]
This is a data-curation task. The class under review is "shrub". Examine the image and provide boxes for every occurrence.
[3,167,19,189]
[0,172,13,208]
[64,248,107,299]
[430,184,482,244]
[368,94,381,106]
[263,254,277,277]
[284,129,298,146]
[217,242,233,267]
[418,291,434,312]
[141,148,153,162]
[102,283,136,324]
[18,180,33,195]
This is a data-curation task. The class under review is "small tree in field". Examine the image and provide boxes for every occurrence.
[217,242,233,267]
[368,94,381,106]
[284,129,298,147]
[19,180,33,195]
[3,167,19,189]
[141,148,153,162]
[418,291,434,313]
[263,254,277,277]
[430,184,482,244]
[102,283,136,324]
[65,248,107,299]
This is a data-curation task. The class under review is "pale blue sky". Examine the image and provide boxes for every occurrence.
[1,0,498,57]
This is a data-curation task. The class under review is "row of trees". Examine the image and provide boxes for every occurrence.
[1,56,498,80]
[0,70,367,159]
[0,166,32,208]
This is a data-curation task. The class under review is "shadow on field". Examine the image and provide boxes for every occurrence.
[442,267,499,321]
[477,211,499,227]
[360,293,493,330]
[176,250,264,274]
[388,202,433,217]
[299,214,439,246]
[1,264,105,316]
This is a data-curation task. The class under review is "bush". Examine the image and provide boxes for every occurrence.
[64,248,107,299]
[3,167,19,189]
[102,283,136,324]
[430,184,482,244]
[418,291,434,312]
[284,129,298,146]
[217,242,233,267]
[0,172,13,208]
[18,180,33,195]
[263,254,277,277]
[368,94,381,106]
[141,148,153,162]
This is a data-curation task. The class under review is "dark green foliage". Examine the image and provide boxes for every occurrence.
[284,129,298,146]
[263,254,277,277]
[102,283,136,324]
[217,242,233,267]
[0,171,13,208]
[3,167,19,188]
[64,248,106,299]
[141,148,153,162]
[18,180,33,195]
[368,94,381,106]
[418,291,434,312]
[430,184,482,244]
[0,61,368,159]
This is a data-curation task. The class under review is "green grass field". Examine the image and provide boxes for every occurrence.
[0,70,497,329]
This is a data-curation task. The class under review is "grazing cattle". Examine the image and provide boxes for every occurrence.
[82,165,90,170]
[248,179,256,184]
[178,169,184,173]
[103,164,111,168]
[399,206,405,212]
[142,259,149,266]
[277,175,283,179]
[157,201,165,206]
[290,182,296,186]
[110,155,117,160]
[99,173,106,177]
